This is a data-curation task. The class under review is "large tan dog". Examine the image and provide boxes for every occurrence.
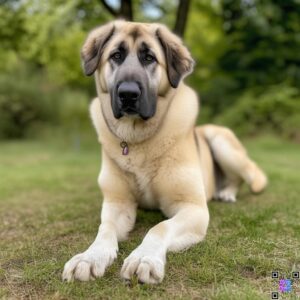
[62,20,267,284]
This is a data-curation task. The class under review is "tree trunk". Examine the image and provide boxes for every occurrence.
[174,0,191,38]
[120,0,133,21]
[100,0,118,17]
[100,0,133,21]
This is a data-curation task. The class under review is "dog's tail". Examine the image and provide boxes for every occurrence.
[198,124,268,194]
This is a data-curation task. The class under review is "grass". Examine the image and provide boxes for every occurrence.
[0,133,299,299]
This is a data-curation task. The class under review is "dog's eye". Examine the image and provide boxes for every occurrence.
[144,54,155,62]
[111,52,122,61]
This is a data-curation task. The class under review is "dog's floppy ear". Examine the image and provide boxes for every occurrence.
[156,26,194,88]
[81,23,115,76]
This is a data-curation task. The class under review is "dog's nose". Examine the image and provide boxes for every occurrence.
[118,82,141,102]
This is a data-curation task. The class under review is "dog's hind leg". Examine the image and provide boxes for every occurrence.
[216,179,240,203]
[200,125,268,202]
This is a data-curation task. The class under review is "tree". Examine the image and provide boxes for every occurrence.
[100,0,191,37]
[174,0,191,37]
[218,0,300,91]
[100,0,133,20]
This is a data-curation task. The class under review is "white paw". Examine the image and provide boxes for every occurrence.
[217,188,236,203]
[120,248,165,284]
[62,246,117,282]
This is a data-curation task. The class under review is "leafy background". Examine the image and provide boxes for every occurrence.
[0,0,299,141]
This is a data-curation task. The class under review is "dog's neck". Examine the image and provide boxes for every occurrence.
[96,82,199,154]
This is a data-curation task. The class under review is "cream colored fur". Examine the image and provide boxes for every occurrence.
[62,21,267,284]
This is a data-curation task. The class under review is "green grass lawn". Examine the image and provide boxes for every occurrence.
[0,134,299,299]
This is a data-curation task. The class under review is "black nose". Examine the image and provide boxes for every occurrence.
[118,82,141,102]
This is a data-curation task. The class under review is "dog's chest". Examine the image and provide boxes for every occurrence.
[113,148,159,209]
[135,169,158,209]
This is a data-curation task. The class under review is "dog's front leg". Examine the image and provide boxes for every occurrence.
[120,202,209,284]
[63,200,136,282]
[63,151,136,282]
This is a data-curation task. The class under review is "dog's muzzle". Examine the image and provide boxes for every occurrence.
[111,79,156,121]
[118,81,141,115]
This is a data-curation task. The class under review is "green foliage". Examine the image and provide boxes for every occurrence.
[218,0,300,91]
[0,0,300,140]
[0,1,27,51]
[0,65,57,139]
[0,62,90,139]
[0,0,99,91]
[57,88,90,131]
[215,84,300,139]
[187,0,300,141]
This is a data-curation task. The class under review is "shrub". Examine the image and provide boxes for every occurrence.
[0,63,91,139]
[0,69,58,139]
[214,84,300,140]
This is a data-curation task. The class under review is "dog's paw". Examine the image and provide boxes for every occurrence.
[62,246,117,282]
[217,187,237,203]
[120,248,165,284]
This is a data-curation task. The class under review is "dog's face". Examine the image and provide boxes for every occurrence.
[104,33,160,121]
[81,21,194,142]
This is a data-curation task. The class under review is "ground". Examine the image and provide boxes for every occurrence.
[0,134,299,300]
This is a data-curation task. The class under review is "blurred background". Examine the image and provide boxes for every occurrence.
[0,0,300,142]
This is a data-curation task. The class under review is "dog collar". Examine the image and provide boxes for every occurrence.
[120,141,129,155]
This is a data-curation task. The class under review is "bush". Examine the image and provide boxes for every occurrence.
[0,69,57,139]
[0,64,91,139]
[214,84,300,140]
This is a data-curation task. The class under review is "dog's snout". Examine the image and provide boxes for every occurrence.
[118,82,141,101]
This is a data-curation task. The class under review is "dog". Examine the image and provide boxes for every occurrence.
[62,20,268,284]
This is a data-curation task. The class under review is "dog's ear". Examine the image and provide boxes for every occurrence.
[156,26,194,88]
[81,23,115,76]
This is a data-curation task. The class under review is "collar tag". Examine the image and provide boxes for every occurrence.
[120,141,129,155]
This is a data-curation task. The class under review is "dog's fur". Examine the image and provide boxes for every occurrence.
[62,20,267,284]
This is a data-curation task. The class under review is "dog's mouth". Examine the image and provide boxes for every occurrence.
[120,97,140,115]
[123,107,138,115]
[123,110,151,121]
[118,104,154,121]
[110,80,157,121]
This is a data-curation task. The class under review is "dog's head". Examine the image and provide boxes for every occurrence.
[82,21,194,141]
